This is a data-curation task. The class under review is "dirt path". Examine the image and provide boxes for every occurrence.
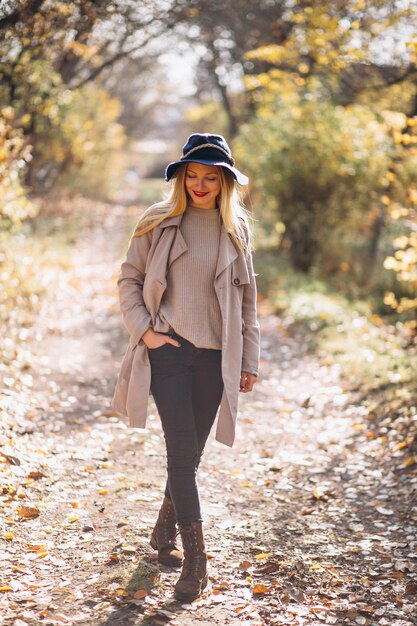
[1,203,416,626]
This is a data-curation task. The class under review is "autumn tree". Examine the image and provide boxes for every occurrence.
[0,0,193,199]
[231,1,417,284]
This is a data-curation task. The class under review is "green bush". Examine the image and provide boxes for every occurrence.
[235,96,395,277]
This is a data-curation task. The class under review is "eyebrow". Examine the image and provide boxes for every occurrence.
[187,168,218,175]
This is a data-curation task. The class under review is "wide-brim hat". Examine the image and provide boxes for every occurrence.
[165,133,249,186]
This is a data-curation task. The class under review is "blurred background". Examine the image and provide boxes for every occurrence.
[1,0,417,407]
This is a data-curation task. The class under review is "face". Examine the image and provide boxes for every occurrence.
[185,163,221,209]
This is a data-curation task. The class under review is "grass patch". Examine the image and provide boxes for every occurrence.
[254,248,417,404]
[106,559,160,594]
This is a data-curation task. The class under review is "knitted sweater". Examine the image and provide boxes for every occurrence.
[155,206,222,349]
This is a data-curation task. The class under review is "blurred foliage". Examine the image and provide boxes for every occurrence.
[228,2,417,327]
[185,101,229,140]
[382,104,417,325]
[0,110,38,228]
[34,84,126,196]
[0,0,130,227]
[235,94,399,274]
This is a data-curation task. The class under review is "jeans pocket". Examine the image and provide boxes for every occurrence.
[148,343,168,352]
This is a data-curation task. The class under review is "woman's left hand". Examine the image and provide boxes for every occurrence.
[239,371,258,393]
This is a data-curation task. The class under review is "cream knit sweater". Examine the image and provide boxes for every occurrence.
[155,206,223,349]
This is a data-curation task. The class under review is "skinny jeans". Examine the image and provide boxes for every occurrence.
[148,331,224,525]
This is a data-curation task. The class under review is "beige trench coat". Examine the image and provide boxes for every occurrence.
[111,212,260,447]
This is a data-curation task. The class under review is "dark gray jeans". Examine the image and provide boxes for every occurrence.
[148,331,223,525]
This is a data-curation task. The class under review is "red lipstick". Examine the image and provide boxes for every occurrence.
[193,191,209,197]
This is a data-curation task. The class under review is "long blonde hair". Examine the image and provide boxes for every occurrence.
[132,164,252,251]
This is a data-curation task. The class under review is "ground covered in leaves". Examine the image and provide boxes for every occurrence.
[1,200,416,626]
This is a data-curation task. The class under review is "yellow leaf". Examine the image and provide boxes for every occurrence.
[312,487,323,500]
[98,489,108,495]
[254,553,271,560]
[4,532,15,540]
[36,548,49,558]
[0,586,11,592]
[68,516,79,523]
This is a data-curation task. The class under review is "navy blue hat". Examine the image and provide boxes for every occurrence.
[165,133,249,186]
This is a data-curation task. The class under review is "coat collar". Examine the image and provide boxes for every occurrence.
[158,210,243,280]
[159,214,183,228]
[216,226,238,278]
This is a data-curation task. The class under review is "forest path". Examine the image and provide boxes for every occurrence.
[1,202,415,626]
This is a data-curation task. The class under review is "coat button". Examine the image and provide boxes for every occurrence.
[233,278,240,285]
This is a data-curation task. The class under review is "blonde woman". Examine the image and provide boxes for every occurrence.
[112,133,260,601]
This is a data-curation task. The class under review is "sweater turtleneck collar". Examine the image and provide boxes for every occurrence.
[186,206,220,219]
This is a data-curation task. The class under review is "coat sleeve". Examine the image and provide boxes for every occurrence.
[241,247,260,376]
[117,230,153,346]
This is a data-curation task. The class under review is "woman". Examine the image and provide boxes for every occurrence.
[112,133,260,602]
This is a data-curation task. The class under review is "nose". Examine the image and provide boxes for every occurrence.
[194,178,206,190]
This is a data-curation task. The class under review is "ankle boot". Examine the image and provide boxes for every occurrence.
[150,497,183,567]
[174,521,208,602]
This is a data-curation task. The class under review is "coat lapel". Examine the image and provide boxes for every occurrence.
[160,214,188,267]
[215,226,238,278]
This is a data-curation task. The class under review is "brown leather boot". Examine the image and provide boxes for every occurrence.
[174,521,208,602]
[150,497,183,567]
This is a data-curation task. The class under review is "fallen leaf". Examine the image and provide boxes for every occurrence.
[17,506,40,519]
[27,471,46,480]
[313,487,324,499]
[255,561,281,575]
[121,544,136,554]
[239,560,252,570]
[25,544,45,552]
[376,507,394,516]
[252,583,271,594]
[0,452,21,465]
[300,508,315,515]
[405,582,417,595]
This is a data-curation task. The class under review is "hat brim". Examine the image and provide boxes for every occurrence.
[165,159,249,186]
